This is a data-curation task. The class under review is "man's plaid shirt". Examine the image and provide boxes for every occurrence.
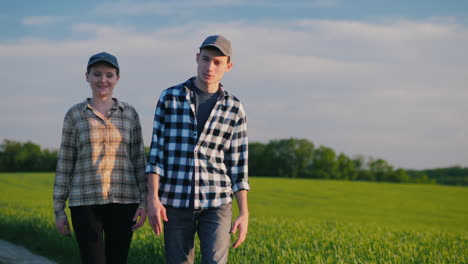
[146,77,249,209]
[53,99,147,219]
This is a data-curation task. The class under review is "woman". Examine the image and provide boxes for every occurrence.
[53,52,147,264]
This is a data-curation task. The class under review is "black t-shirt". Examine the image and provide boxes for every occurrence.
[191,83,219,141]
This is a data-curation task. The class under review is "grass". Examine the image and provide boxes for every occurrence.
[249,177,468,232]
[0,173,467,263]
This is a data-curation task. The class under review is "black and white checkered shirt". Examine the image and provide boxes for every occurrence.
[146,77,249,209]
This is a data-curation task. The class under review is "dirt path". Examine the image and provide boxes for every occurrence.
[0,240,57,264]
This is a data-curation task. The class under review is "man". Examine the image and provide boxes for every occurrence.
[146,35,249,264]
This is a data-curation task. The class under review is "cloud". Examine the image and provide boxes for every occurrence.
[22,16,64,26]
[93,1,174,15]
[1,17,467,168]
[94,0,338,15]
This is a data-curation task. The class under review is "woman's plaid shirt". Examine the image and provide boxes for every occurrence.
[53,99,147,219]
[146,78,249,209]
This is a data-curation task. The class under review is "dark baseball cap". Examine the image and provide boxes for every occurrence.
[199,35,232,56]
[87,52,119,70]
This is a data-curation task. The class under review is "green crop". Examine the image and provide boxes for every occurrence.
[1,173,467,263]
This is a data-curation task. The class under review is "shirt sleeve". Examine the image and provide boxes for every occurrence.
[226,103,250,193]
[130,108,148,208]
[53,112,76,219]
[146,93,166,177]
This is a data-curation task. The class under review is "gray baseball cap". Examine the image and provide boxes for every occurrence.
[199,35,232,56]
[87,52,119,70]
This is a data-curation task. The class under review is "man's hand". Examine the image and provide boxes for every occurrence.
[55,216,71,237]
[147,198,168,235]
[231,189,249,248]
[131,207,147,231]
[230,213,249,248]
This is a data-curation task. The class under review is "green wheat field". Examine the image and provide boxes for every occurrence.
[0,173,467,263]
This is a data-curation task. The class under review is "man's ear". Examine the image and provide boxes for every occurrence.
[196,53,200,62]
[226,62,233,72]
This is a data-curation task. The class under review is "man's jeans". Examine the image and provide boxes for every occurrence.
[164,203,232,264]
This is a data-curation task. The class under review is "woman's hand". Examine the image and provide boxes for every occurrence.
[132,207,147,231]
[55,216,71,237]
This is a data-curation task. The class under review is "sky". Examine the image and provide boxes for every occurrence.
[1,0,467,169]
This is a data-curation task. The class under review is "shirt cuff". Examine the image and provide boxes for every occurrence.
[54,210,67,220]
[232,181,250,193]
[145,164,164,177]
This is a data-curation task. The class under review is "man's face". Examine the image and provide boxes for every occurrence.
[86,63,120,99]
[196,48,232,88]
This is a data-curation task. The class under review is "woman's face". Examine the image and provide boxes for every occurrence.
[86,63,120,99]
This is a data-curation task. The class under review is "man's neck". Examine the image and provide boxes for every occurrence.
[194,77,219,93]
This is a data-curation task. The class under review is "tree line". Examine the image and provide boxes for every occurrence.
[0,140,57,172]
[249,138,467,186]
[1,139,467,186]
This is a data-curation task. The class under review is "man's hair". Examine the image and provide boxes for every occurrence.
[87,61,120,76]
[199,47,231,63]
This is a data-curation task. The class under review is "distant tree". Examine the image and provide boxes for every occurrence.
[248,142,268,176]
[406,166,467,185]
[18,141,42,171]
[144,146,150,158]
[40,148,58,171]
[336,153,358,180]
[387,169,410,183]
[0,139,58,172]
[356,169,375,181]
[0,140,22,171]
[293,139,315,178]
[311,146,337,179]
[352,154,366,171]
[263,138,314,178]
[249,138,315,178]
[368,158,393,182]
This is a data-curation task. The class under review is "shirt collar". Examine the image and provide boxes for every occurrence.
[82,98,124,111]
[186,77,226,100]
